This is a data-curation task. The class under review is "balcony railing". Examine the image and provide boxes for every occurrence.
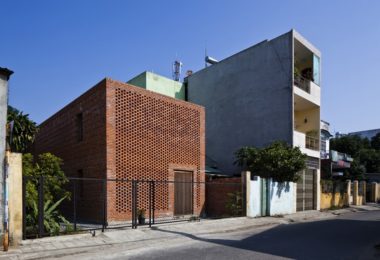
[294,75,310,93]
[306,135,319,151]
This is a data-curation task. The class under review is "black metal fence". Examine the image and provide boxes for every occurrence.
[23,176,244,239]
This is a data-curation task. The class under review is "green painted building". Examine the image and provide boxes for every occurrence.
[127,71,185,100]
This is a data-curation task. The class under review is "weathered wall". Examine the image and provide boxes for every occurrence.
[320,192,347,210]
[0,69,12,239]
[247,176,296,217]
[268,180,296,216]
[7,152,22,246]
[187,31,293,175]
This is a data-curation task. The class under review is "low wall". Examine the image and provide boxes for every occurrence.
[320,192,347,210]
[268,180,295,216]
[247,176,296,217]
[205,176,242,217]
[368,182,380,203]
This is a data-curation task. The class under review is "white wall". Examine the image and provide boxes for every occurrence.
[247,177,296,217]
[268,180,296,216]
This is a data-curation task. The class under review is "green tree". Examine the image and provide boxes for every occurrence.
[358,149,380,173]
[23,153,71,236]
[330,135,370,158]
[235,141,307,182]
[371,133,380,150]
[7,106,38,153]
[330,134,380,179]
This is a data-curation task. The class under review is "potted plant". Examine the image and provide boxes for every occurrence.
[137,209,146,225]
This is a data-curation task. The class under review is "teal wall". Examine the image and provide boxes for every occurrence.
[127,71,185,100]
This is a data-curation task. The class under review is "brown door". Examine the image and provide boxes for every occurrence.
[174,171,193,216]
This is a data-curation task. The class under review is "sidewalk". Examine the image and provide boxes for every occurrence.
[1,204,379,259]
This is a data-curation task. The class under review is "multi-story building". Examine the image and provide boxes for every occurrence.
[34,77,205,222]
[186,30,321,211]
[321,120,333,159]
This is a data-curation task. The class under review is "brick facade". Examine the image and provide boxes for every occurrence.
[34,78,205,222]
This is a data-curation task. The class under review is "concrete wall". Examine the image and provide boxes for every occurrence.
[0,68,12,239]
[128,71,185,100]
[369,182,380,202]
[247,176,296,217]
[187,31,293,175]
[268,180,296,216]
[7,152,22,246]
[320,192,348,210]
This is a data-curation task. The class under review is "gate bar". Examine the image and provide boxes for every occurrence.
[102,179,107,232]
[38,176,44,238]
[73,180,77,231]
[22,177,26,240]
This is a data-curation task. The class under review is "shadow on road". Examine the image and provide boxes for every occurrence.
[153,216,380,259]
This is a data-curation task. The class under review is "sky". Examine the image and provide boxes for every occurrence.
[1,0,380,133]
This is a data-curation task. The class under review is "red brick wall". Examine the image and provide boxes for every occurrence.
[105,79,205,221]
[34,80,107,222]
[34,78,205,222]
[206,177,242,218]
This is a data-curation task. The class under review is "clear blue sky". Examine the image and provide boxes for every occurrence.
[1,0,379,133]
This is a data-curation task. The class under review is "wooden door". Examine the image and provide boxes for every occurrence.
[174,171,193,215]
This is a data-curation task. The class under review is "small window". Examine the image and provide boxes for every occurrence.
[76,113,83,142]
[77,169,84,198]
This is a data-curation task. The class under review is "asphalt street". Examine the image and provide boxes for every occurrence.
[129,210,380,260]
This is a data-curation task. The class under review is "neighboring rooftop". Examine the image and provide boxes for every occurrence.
[127,71,185,100]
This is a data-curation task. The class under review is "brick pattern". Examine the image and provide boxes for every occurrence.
[34,81,107,222]
[33,78,205,222]
[105,79,205,220]
[206,177,242,217]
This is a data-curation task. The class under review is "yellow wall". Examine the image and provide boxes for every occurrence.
[8,152,22,246]
[320,192,347,210]
[294,108,319,134]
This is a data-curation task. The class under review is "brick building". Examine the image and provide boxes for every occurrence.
[34,78,205,222]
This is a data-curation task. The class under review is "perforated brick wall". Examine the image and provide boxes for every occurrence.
[105,79,205,221]
[33,78,205,222]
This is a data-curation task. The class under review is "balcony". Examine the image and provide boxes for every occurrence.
[294,75,310,93]
[306,135,319,151]
[293,130,320,158]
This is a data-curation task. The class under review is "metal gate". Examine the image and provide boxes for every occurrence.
[174,171,193,215]
[297,169,315,211]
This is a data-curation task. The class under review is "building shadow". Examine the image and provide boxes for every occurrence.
[152,216,380,259]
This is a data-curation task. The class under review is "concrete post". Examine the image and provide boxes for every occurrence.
[372,182,378,203]
[7,152,22,246]
[360,181,366,204]
[345,180,351,206]
[242,171,251,217]
[0,67,13,244]
[353,180,359,206]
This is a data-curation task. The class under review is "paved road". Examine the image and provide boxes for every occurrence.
[128,210,380,260]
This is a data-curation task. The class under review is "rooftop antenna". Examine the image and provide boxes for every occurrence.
[205,48,208,68]
[172,60,182,81]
